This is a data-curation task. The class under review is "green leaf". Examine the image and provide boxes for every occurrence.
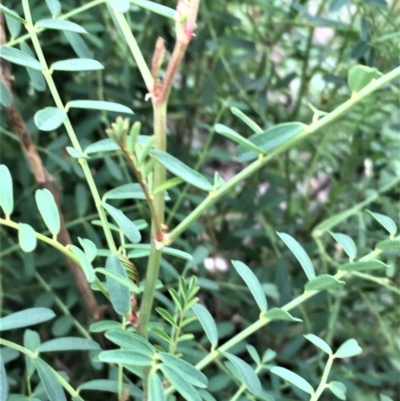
[104,183,146,200]
[36,19,87,34]
[329,0,350,11]
[237,122,305,162]
[24,330,40,375]
[329,381,347,400]
[0,4,26,23]
[192,304,218,347]
[159,353,208,388]
[6,12,21,38]
[98,350,153,366]
[153,177,183,194]
[0,80,12,107]
[45,0,61,17]
[1,347,19,364]
[277,232,315,280]
[150,150,213,192]
[339,260,387,271]
[102,202,141,244]
[78,379,142,397]
[169,288,182,312]
[379,395,393,401]
[348,65,382,92]
[34,107,67,131]
[160,364,202,401]
[108,0,130,12]
[104,183,168,201]
[105,255,131,315]
[305,275,345,291]
[85,138,120,154]
[223,352,261,394]
[329,232,357,260]
[214,124,265,154]
[231,260,267,313]
[95,268,138,292]
[20,42,46,91]
[270,366,314,394]
[162,247,192,261]
[304,334,332,354]
[359,0,387,8]
[0,355,8,401]
[0,308,55,331]
[37,337,100,352]
[90,320,121,333]
[35,359,67,401]
[335,339,362,358]
[265,308,302,322]
[66,100,133,114]
[376,238,400,251]
[126,244,191,261]
[247,345,261,365]
[152,327,173,344]
[66,146,87,159]
[78,237,97,263]
[0,46,43,70]
[68,245,95,283]
[64,31,92,58]
[18,223,37,253]
[366,210,397,235]
[131,0,175,19]
[51,58,103,72]
[148,371,166,401]
[105,330,155,354]
[156,308,177,327]
[262,349,277,363]
[0,165,13,216]
[230,107,263,133]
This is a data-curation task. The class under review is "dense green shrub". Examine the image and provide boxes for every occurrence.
[0,1,399,400]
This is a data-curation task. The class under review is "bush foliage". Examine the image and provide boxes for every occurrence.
[0,1,399,401]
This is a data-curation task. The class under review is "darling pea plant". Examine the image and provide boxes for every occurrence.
[0,1,399,401]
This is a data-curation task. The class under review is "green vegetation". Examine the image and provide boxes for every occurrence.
[0,1,399,400]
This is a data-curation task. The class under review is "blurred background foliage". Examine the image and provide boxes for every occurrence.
[1,0,399,400]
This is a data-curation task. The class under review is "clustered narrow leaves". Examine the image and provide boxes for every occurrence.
[0,0,399,401]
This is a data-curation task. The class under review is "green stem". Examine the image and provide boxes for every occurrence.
[138,102,167,339]
[21,0,117,254]
[352,271,400,295]
[169,66,400,242]
[7,0,106,47]
[0,339,80,398]
[0,218,78,262]
[111,11,154,92]
[310,355,334,400]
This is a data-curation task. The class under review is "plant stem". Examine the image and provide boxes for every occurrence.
[112,11,154,92]
[168,65,400,242]
[138,101,167,339]
[7,0,106,47]
[21,0,117,255]
[310,355,334,400]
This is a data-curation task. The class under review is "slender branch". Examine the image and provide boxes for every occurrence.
[0,13,102,320]
[21,0,118,255]
[168,66,400,242]
[310,355,334,400]
[6,0,106,47]
[118,141,161,231]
